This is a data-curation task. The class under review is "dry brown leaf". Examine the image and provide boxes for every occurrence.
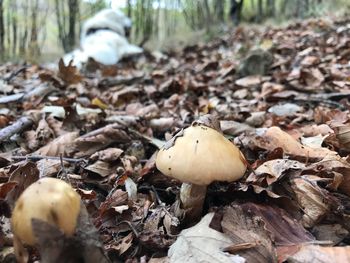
[58,59,82,85]
[150,117,176,132]
[252,127,337,160]
[148,257,170,263]
[90,148,124,162]
[168,213,245,263]
[106,232,133,255]
[331,123,350,150]
[235,75,268,88]
[74,125,130,158]
[36,159,67,178]
[312,224,348,245]
[290,177,335,227]
[304,156,350,195]
[85,161,114,177]
[6,162,39,206]
[34,131,79,157]
[247,159,305,185]
[301,68,325,89]
[220,120,254,136]
[221,204,277,263]
[286,245,350,263]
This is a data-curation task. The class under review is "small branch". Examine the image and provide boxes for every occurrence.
[115,221,139,238]
[0,116,34,142]
[4,66,27,82]
[11,155,85,163]
[99,74,144,88]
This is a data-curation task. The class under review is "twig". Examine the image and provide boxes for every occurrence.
[0,116,34,142]
[58,154,69,180]
[11,155,85,163]
[4,66,27,82]
[115,220,139,238]
[99,74,144,87]
[151,185,165,206]
[295,98,346,110]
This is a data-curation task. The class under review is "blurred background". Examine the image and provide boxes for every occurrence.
[0,0,349,63]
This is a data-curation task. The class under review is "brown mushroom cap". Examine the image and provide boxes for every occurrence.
[11,177,81,245]
[156,125,247,185]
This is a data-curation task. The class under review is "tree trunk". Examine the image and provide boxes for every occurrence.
[202,0,211,33]
[29,0,40,57]
[68,0,79,51]
[214,0,225,23]
[257,0,263,22]
[230,0,244,25]
[266,0,275,17]
[55,0,78,52]
[11,8,17,56]
[0,0,4,59]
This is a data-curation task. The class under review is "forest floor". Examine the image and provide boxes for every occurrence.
[1,15,350,263]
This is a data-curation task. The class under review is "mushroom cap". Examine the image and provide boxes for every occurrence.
[156,125,247,185]
[11,177,81,245]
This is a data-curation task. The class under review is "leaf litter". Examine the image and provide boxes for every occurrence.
[1,17,350,263]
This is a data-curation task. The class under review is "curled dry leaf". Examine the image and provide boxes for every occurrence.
[312,224,349,245]
[290,177,335,227]
[286,245,350,263]
[235,75,270,88]
[34,131,79,157]
[168,213,245,263]
[6,162,39,206]
[74,124,130,158]
[58,59,82,85]
[220,120,254,136]
[331,123,350,150]
[150,117,176,132]
[36,159,69,178]
[300,134,329,148]
[302,156,350,195]
[250,127,337,160]
[85,161,114,177]
[221,204,277,263]
[247,159,305,185]
[233,203,314,246]
[268,103,302,116]
[90,148,124,162]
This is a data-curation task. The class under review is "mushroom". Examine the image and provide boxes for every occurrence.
[11,177,81,247]
[156,115,247,222]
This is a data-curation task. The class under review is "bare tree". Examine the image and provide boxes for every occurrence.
[266,0,275,17]
[68,0,79,50]
[29,0,40,57]
[203,0,212,32]
[0,0,4,59]
[230,0,244,25]
[55,0,79,52]
[10,1,18,56]
[214,0,225,23]
[257,0,263,22]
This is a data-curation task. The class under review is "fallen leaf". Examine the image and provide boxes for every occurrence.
[34,132,79,157]
[286,245,350,263]
[58,59,82,85]
[168,213,245,263]
[221,204,277,263]
[251,127,337,160]
[247,159,305,185]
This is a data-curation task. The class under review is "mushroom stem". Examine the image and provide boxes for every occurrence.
[180,183,207,222]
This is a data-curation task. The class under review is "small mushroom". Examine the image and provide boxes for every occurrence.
[11,177,81,247]
[156,116,247,222]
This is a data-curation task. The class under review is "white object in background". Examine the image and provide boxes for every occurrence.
[81,9,132,40]
[63,8,142,69]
